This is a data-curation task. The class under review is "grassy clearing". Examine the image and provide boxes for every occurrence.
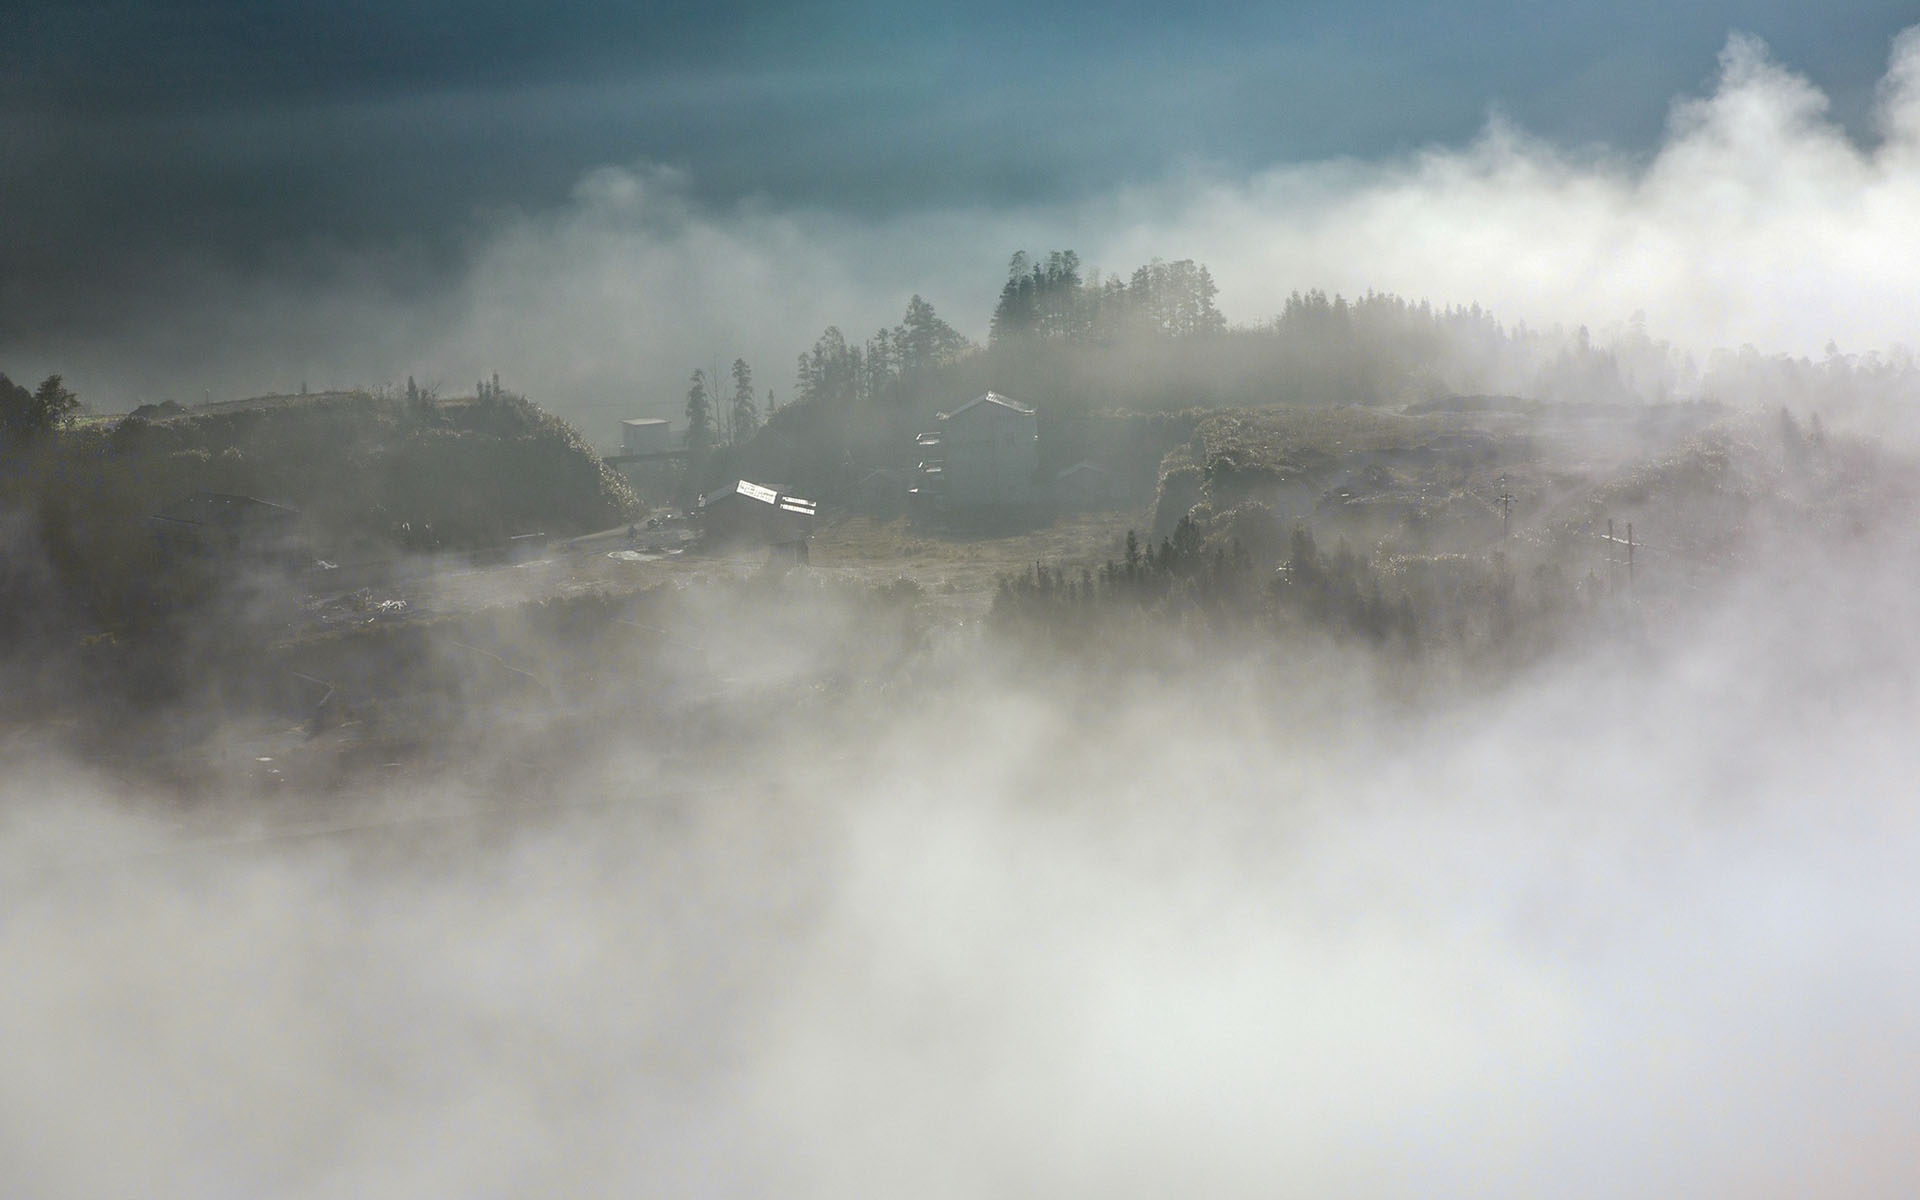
[808,511,1147,615]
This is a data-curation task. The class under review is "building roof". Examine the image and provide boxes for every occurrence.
[699,479,818,516]
[147,492,304,557]
[702,479,779,507]
[939,391,1034,421]
[621,418,669,428]
[151,491,298,530]
[1056,460,1113,479]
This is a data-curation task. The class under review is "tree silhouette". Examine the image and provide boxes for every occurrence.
[899,294,968,372]
[990,250,1084,346]
[0,373,79,452]
[729,358,759,446]
[683,369,713,457]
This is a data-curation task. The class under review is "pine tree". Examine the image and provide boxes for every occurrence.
[795,327,860,408]
[899,294,968,372]
[729,358,758,445]
[989,250,1087,346]
[684,369,713,457]
[989,252,1036,347]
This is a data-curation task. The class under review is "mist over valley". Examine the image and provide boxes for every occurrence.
[7,10,1920,1196]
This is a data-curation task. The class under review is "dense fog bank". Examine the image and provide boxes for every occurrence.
[5,509,1918,1197]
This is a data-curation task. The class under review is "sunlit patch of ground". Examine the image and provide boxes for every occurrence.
[806,511,1145,618]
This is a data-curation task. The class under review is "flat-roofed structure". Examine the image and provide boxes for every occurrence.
[620,418,672,456]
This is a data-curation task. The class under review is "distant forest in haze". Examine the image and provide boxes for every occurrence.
[4,239,1920,721]
[683,247,1920,502]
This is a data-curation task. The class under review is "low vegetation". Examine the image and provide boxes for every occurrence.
[0,387,637,638]
[991,403,1911,672]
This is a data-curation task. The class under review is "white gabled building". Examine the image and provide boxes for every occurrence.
[912,392,1039,510]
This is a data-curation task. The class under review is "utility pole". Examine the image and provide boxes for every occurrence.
[1498,475,1514,538]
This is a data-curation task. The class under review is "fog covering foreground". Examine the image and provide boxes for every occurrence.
[3,483,1918,1197]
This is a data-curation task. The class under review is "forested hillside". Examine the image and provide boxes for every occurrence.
[676,248,1920,506]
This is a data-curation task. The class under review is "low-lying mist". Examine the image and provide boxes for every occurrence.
[9,21,1920,1198]
[6,495,1919,1196]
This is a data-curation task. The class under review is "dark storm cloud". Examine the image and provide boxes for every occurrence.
[2,0,747,109]
[10,1,1913,208]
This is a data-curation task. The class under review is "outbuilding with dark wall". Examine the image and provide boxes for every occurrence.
[147,492,307,567]
[697,479,818,550]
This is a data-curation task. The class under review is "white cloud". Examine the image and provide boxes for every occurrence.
[421,23,1920,423]
[19,27,1920,424]
[1146,26,1920,359]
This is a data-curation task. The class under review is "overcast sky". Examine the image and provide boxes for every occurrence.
[5,1,1918,417]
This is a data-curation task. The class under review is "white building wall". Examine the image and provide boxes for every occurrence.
[621,419,672,455]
